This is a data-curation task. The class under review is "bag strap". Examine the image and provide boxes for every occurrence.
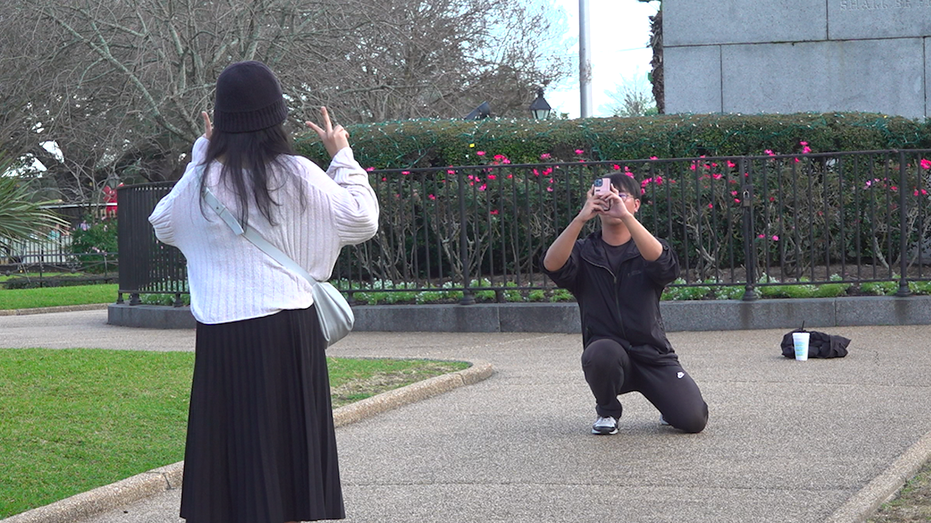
[198,169,320,289]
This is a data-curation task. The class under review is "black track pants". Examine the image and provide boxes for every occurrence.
[581,338,708,433]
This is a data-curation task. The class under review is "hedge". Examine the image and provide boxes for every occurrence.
[294,112,931,170]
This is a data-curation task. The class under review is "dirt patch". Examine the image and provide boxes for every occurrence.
[867,458,931,523]
[330,362,466,408]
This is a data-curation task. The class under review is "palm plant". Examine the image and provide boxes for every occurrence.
[0,163,68,253]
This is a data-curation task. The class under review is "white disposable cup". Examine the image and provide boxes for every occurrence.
[792,332,810,361]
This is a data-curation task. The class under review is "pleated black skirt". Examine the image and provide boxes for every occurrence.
[180,305,344,523]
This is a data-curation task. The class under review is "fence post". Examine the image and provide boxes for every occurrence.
[740,158,757,301]
[896,150,912,297]
[458,173,474,305]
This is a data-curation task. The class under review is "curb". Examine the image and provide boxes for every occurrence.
[106,296,931,332]
[0,304,108,316]
[0,360,494,523]
[826,428,931,523]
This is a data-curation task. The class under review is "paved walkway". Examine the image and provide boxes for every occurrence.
[3,310,931,522]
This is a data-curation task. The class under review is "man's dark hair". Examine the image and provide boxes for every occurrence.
[606,173,640,199]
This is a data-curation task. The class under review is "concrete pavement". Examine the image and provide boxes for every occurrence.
[3,310,931,522]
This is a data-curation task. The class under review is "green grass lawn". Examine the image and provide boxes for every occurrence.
[0,284,118,310]
[0,348,467,518]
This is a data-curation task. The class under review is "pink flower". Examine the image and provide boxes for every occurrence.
[758,234,765,239]
[476,151,486,156]
[506,174,513,179]
[487,174,497,180]
[612,164,621,170]
[772,235,779,241]
[625,172,635,178]
[731,191,738,196]
[494,154,506,161]
[915,189,928,196]
[734,199,741,204]
[447,169,456,175]
[540,153,551,160]
[428,194,436,200]
[764,149,774,156]
[381,177,387,182]
[707,203,714,209]
[712,173,723,180]
[478,184,487,191]
[365,166,375,172]
[546,187,553,192]
[727,161,737,169]
[401,171,410,176]
[921,159,931,169]
[650,156,658,160]
[532,169,540,176]
[490,209,499,215]
[575,149,584,155]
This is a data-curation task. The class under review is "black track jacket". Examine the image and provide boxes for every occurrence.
[543,230,680,363]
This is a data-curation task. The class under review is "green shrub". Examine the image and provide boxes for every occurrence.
[70,218,118,273]
[860,280,898,296]
[550,288,574,302]
[294,113,931,170]
[662,279,712,301]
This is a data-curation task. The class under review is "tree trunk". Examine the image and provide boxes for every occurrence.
[649,8,664,114]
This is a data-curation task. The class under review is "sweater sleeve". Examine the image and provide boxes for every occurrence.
[324,147,380,246]
[149,136,209,245]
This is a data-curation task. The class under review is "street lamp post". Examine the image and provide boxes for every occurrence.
[529,88,552,120]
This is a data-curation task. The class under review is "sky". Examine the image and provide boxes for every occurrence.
[545,0,660,118]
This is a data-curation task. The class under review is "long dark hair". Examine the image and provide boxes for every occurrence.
[199,123,295,228]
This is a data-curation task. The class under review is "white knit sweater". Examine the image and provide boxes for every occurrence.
[149,137,379,324]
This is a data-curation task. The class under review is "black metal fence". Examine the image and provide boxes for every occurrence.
[0,203,119,282]
[116,149,931,305]
[116,182,187,305]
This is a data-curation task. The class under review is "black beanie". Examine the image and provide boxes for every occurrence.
[213,61,288,133]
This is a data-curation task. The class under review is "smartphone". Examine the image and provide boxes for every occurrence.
[592,177,612,210]
[592,177,612,197]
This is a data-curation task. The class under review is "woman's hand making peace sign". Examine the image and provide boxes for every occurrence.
[305,107,350,158]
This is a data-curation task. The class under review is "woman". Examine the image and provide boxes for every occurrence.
[149,61,379,522]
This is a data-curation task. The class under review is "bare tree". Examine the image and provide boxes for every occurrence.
[0,0,569,203]
[604,73,656,117]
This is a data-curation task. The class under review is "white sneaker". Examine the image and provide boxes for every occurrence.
[592,416,618,435]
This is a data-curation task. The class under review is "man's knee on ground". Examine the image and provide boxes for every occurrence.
[668,404,708,434]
